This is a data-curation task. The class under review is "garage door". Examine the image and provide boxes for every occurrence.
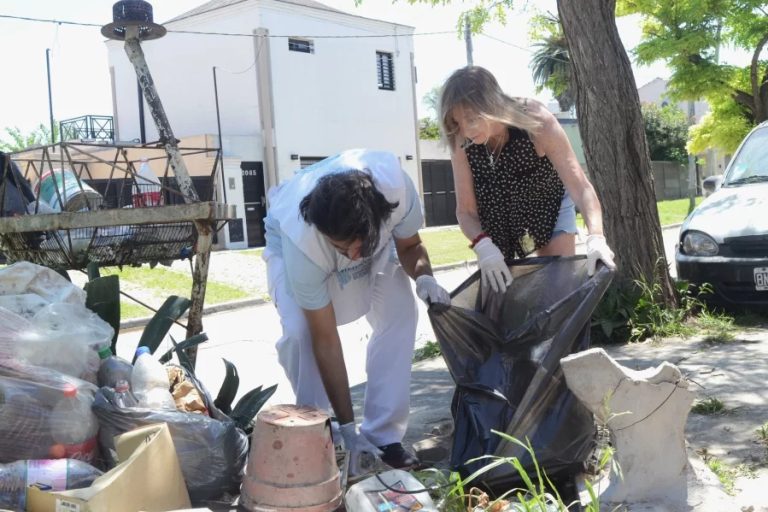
[422,160,456,227]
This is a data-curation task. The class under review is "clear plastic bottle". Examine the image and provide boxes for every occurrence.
[132,158,163,207]
[0,459,103,511]
[131,346,176,410]
[48,385,99,464]
[113,379,138,408]
[96,345,133,388]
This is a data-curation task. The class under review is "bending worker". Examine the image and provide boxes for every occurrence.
[262,149,451,473]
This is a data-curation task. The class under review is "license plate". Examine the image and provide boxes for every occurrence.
[755,267,768,291]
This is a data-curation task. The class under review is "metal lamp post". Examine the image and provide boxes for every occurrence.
[101,0,199,202]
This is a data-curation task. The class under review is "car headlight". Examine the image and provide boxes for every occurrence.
[682,231,719,256]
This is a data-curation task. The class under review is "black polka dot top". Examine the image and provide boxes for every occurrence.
[465,126,565,260]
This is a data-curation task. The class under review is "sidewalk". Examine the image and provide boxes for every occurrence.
[115,229,767,509]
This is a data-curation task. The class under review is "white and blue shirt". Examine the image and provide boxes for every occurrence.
[264,150,423,312]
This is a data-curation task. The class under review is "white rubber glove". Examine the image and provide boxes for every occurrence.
[473,237,513,293]
[586,234,616,276]
[340,422,382,477]
[415,275,451,307]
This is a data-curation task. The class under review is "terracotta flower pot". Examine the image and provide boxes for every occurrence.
[240,404,342,512]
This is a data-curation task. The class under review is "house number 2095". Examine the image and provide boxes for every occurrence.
[242,170,260,177]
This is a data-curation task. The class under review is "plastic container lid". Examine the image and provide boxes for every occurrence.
[135,346,150,357]
[98,346,113,359]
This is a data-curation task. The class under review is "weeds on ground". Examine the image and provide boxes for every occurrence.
[698,448,756,495]
[591,274,734,345]
[696,310,736,343]
[413,340,442,362]
[691,397,726,415]
[755,422,768,447]
[629,279,703,341]
[413,431,621,511]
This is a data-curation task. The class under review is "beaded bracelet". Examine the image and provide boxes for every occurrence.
[469,232,489,249]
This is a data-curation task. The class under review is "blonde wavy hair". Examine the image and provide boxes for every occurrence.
[439,66,543,149]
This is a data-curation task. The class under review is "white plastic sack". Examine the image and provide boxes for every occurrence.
[0,261,85,305]
[0,293,50,319]
[0,307,97,382]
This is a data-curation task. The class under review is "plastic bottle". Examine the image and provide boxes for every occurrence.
[96,345,133,388]
[113,379,138,408]
[48,385,99,464]
[131,346,176,410]
[0,459,103,511]
[132,158,163,207]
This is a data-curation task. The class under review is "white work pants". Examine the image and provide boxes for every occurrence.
[266,255,418,446]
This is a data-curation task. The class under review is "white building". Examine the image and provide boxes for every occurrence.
[107,0,420,249]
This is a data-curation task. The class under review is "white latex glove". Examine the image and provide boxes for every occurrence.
[586,234,616,276]
[415,275,451,308]
[340,422,383,477]
[473,237,513,293]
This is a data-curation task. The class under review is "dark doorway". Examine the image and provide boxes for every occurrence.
[422,160,456,227]
[241,161,266,247]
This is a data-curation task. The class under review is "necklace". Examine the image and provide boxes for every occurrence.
[484,133,506,168]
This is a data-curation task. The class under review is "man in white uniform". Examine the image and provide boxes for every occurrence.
[263,149,450,472]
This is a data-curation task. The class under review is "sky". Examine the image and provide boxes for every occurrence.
[0,0,677,136]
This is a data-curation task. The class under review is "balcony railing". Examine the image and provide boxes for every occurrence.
[60,115,114,142]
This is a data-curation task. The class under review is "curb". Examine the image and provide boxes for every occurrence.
[119,224,682,331]
[119,297,270,331]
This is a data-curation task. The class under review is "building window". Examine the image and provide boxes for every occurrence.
[288,38,314,54]
[376,51,395,91]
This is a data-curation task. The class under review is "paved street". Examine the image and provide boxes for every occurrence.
[117,225,683,417]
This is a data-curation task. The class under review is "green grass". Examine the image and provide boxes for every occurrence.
[576,196,705,229]
[121,300,150,320]
[420,228,475,266]
[692,397,726,415]
[101,266,249,306]
[242,248,264,258]
[657,196,704,225]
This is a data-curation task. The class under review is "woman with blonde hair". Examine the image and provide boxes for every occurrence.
[439,65,615,292]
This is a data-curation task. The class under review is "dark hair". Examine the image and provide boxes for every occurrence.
[299,170,399,258]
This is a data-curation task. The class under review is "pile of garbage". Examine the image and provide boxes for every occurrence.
[0,261,248,511]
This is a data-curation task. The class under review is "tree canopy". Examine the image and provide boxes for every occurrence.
[529,13,575,113]
[619,0,768,152]
[0,124,58,152]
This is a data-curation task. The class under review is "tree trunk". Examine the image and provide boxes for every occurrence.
[557,0,677,306]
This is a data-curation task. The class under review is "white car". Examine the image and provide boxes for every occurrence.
[676,121,768,307]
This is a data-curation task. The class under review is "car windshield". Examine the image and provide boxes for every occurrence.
[724,127,768,186]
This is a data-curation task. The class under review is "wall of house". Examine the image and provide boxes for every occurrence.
[258,2,419,185]
[106,0,419,189]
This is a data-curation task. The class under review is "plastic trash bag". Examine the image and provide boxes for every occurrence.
[0,261,86,306]
[0,359,97,464]
[428,256,613,492]
[0,152,35,217]
[92,366,249,502]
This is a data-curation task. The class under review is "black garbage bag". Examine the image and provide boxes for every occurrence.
[0,152,35,217]
[92,367,248,502]
[429,256,613,492]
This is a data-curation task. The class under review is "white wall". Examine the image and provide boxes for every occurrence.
[637,77,708,122]
[107,0,419,187]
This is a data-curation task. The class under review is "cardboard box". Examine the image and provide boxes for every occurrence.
[27,423,191,512]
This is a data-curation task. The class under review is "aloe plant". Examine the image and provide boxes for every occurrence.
[83,268,276,431]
